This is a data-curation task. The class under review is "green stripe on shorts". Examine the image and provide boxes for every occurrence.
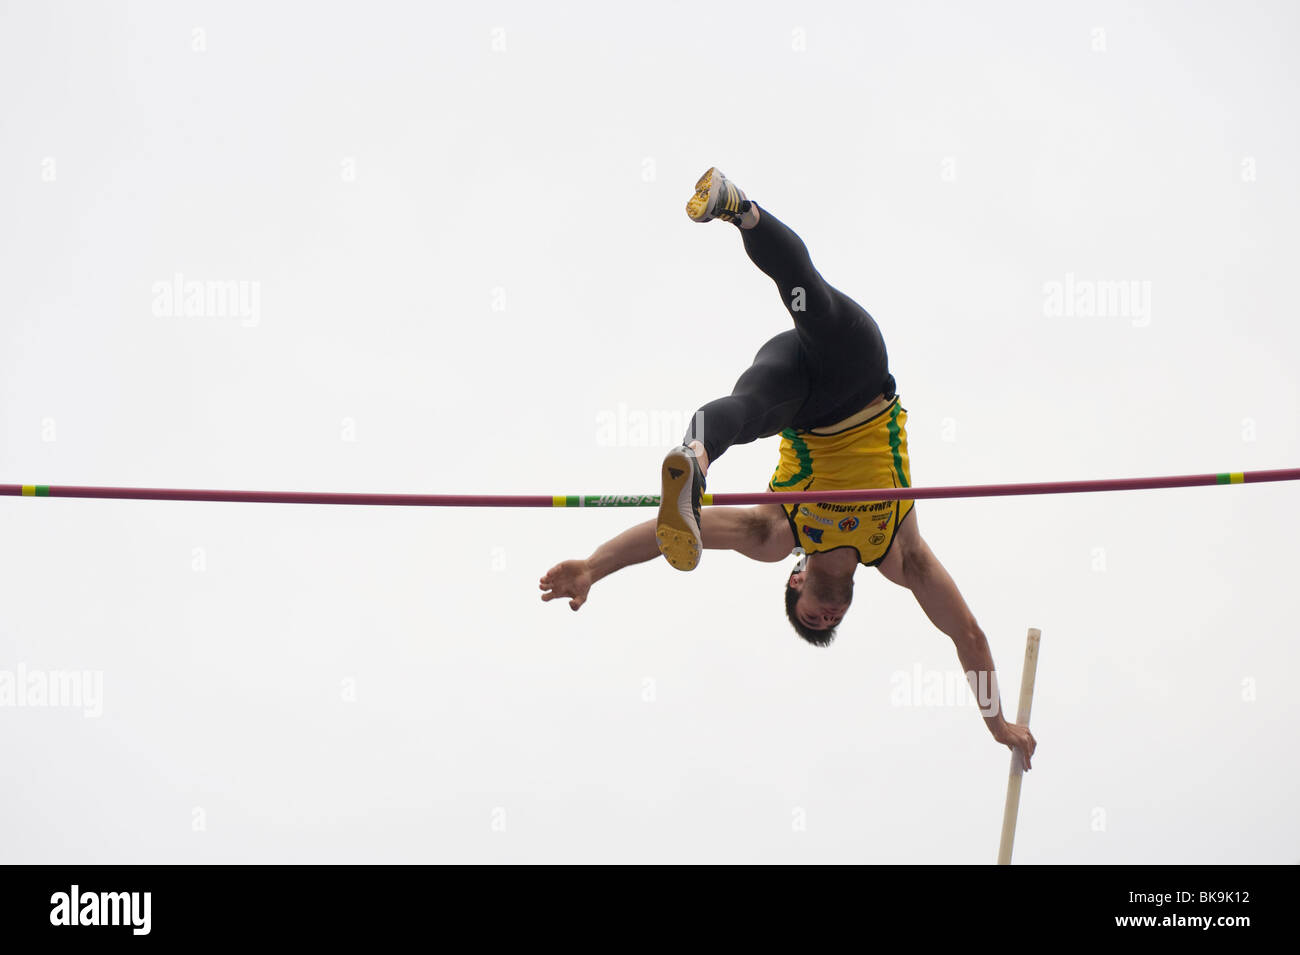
[887,404,910,488]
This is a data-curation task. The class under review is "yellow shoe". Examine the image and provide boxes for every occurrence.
[656,446,706,571]
[685,167,752,224]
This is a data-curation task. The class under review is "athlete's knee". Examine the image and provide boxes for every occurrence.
[784,277,835,317]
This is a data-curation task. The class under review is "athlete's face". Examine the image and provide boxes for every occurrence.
[796,590,850,630]
[789,565,852,630]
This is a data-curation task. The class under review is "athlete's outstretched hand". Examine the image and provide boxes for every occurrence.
[540,560,593,611]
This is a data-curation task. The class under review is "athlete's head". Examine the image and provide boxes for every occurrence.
[784,554,854,646]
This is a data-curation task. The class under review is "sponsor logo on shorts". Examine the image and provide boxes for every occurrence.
[838,516,859,532]
[801,525,825,544]
[799,506,833,526]
[869,533,886,545]
[877,519,890,530]
[818,501,895,514]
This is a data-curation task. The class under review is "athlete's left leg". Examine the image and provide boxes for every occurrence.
[656,330,807,572]
[682,330,807,469]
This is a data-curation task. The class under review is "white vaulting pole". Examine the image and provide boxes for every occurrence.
[997,627,1042,865]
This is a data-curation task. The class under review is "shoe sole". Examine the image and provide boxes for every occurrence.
[656,449,702,571]
[685,167,722,222]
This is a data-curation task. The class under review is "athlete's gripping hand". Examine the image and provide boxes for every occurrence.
[995,722,1037,771]
[540,560,593,611]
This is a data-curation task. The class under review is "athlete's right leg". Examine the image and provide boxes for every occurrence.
[685,168,890,406]
[686,168,860,349]
[738,206,862,352]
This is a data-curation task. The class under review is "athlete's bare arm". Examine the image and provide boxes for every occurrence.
[540,505,792,610]
[878,512,1038,769]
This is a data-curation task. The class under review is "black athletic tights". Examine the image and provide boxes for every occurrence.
[683,206,895,466]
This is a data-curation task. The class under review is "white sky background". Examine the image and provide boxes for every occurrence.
[1,0,1297,863]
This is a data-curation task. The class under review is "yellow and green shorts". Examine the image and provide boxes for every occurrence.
[768,396,914,566]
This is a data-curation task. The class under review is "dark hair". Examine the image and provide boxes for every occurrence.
[785,573,836,647]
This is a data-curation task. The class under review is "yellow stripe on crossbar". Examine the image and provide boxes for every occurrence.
[701,493,713,506]
[22,485,36,496]
[552,495,567,507]
[1229,472,1244,484]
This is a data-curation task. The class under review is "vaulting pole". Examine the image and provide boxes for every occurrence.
[997,628,1042,865]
